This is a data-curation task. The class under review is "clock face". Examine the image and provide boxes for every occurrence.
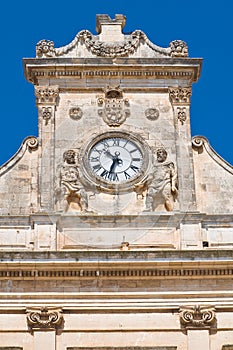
[88,136,143,183]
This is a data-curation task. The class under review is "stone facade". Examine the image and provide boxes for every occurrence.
[0,14,232,350]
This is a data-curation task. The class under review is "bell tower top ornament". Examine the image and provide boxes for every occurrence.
[31,13,194,62]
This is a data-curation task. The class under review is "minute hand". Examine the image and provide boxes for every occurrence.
[109,159,118,173]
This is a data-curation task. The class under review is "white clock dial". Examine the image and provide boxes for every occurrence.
[88,137,143,183]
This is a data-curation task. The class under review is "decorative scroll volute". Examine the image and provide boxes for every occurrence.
[179,305,216,329]
[26,307,63,330]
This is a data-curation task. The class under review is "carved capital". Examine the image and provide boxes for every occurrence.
[35,86,59,105]
[169,87,192,105]
[26,307,63,331]
[179,305,216,329]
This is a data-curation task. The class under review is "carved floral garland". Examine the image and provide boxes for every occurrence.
[36,30,188,58]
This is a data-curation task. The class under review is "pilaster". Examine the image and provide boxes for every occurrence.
[35,86,59,211]
[169,87,197,212]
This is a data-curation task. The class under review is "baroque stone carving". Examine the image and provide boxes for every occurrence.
[135,148,178,211]
[170,40,188,57]
[63,150,76,164]
[42,107,52,124]
[169,87,192,105]
[179,305,216,328]
[145,108,160,120]
[177,107,187,124]
[97,87,130,127]
[36,29,188,58]
[35,86,59,104]
[26,136,38,150]
[69,107,83,120]
[36,40,55,58]
[26,307,63,330]
[60,150,88,212]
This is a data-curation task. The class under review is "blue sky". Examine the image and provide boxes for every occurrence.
[0,0,232,165]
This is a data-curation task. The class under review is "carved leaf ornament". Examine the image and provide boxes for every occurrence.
[36,30,188,59]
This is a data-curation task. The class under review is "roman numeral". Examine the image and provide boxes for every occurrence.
[93,164,101,172]
[130,165,139,172]
[101,140,110,148]
[132,157,141,162]
[90,156,100,162]
[124,171,131,179]
[129,148,137,153]
[113,138,120,146]
[109,172,119,181]
[100,169,109,179]
[93,148,102,154]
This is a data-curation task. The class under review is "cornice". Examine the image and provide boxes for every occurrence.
[1,250,233,281]
[24,58,202,84]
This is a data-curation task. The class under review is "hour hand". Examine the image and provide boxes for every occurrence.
[104,150,114,159]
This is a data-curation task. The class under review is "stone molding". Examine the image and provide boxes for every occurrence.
[179,305,216,328]
[1,266,233,280]
[26,307,63,330]
[36,29,188,59]
[0,136,38,177]
[32,69,193,79]
[192,136,233,174]
[68,348,177,350]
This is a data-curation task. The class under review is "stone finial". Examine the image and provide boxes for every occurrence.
[96,14,126,34]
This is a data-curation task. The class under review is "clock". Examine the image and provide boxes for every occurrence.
[82,131,149,192]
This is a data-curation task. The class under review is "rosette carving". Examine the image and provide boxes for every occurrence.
[26,307,63,330]
[36,40,55,58]
[145,108,159,121]
[170,40,188,57]
[179,305,216,328]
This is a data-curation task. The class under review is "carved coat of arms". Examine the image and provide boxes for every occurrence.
[97,87,130,127]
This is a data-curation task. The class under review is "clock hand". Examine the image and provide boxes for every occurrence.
[109,153,123,173]
[104,150,114,159]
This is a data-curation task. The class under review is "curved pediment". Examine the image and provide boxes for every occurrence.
[192,136,233,173]
[0,136,38,176]
[35,15,188,59]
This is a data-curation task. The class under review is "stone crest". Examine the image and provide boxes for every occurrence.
[97,87,130,127]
